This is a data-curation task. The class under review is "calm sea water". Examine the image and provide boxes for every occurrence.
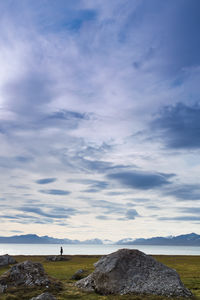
[0,244,200,256]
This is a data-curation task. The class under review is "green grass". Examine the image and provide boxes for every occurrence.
[0,255,199,300]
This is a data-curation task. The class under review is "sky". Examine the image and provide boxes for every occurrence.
[0,0,200,241]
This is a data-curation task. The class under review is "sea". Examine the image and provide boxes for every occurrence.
[0,244,200,256]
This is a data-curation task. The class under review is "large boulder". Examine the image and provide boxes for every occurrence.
[76,249,192,297]
[0,260,51,292]
[30,292,57,300]
[0,254,16,267]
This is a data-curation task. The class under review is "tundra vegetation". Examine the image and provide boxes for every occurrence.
[0,255,199,300]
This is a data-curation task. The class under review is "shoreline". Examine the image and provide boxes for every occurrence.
[1,243,200,256]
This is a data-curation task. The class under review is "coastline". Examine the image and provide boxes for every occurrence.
[1,243,200,256]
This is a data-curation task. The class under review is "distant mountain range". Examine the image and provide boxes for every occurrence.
[116,233,200,246]
[0,234,104,244]
[0,233,199,245]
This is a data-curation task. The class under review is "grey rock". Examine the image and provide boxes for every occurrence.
[0,260,50,292]
[0,254,16,267]
[76,249,192,297]
[46,256,69,262]
[70,269,85,280]
[0,284,7,293]
[30,292,57,300]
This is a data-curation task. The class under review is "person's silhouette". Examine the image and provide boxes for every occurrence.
[60,246,63,256]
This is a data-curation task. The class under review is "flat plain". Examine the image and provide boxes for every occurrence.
[0,254,199,300]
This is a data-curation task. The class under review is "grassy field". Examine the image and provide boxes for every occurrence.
[0,254,199,300]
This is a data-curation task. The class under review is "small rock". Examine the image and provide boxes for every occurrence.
[76,248,193,297]
[46,256,69,262]
[0,254,16,267]
[70,269,85,280]
[30,292,57,300]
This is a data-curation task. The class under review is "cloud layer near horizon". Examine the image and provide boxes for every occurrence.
[0,0,200,240]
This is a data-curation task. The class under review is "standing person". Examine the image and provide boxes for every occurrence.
[60,246,63,256]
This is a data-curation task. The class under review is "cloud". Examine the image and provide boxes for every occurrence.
[125,209,139,220]
[82,188,100,193]
[41,109,92,130]
[179,207,200,214]
[69,178,108,189]
[163,184,200,201]
[39,189,71,195]
[146,205,160,210]
[0,215,21,220]
[3,71,54,116]
[151,103,200,149]
[69,178,109,193]
[0,214,51,225]
[0,156,34,169]
[76,143,112,159]
[89,200,124,214]
[9,185,30,190]
[46,110,88,121]
[36,178,57,184]
[20,206,76,219]
[0,204,80,225]
[127,198,151,203]
[107,170,174,190]
[159,216,200,222]
[96,215,110,220]
[88,199,140,221]
[14,156,33,163]
[106,191,128,196]
[80,159,125,173]
[69,178,107,186]
[20,207,67,219]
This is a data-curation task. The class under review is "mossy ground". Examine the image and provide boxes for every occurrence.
[0,254,199,300]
